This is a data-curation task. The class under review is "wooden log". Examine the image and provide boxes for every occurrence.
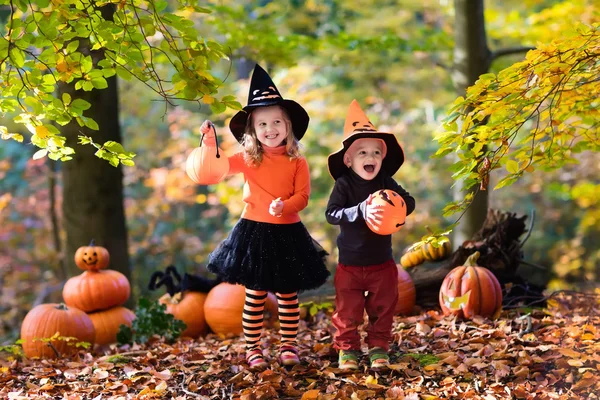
[405,208,537,308]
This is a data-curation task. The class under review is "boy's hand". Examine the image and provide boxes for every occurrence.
[364,195,385,231]
[200,120,217,146]
[269,197,284,217]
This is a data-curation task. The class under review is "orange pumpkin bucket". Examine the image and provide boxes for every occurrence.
[185,122,229,185]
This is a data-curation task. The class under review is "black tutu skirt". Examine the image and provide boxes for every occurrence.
[207,219,330,294]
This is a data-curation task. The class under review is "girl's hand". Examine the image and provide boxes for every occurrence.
[269,197,284,217]
[200,120,217,146]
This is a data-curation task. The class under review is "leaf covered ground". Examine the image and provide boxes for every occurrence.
[1,292,598,400]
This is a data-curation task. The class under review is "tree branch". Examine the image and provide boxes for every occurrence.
[491,46,535,62]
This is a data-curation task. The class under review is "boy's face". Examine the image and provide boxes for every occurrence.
[252,106,289,148]
[344,139,384,180]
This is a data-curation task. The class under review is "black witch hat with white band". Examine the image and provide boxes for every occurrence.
[229,64,309,143]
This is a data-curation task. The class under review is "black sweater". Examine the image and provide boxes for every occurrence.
[325,169,416,266]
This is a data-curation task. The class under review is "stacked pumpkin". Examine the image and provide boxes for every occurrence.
[63,241,135,345]
[400,239,452,268]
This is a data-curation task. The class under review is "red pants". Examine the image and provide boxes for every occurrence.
[332,259,398,351]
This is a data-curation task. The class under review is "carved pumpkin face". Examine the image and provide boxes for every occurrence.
[74,241,110,271]
[441,290,471,311]
[438,252,502,320]
[366,189,407,235]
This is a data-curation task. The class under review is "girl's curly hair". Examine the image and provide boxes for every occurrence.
[241,106,302,167]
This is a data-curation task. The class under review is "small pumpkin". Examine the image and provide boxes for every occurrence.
[400,248,425,268]
[88,306,136,345]
[395,265,416,315]
[204,283,278,336]
[74,239,110,271]
[20,303,96,359]
[148,266,209,338]
[365,189,407,236]
[185,123,229,185]
[439,251,502,319]
[421,239,452,262]
[63,270,131,312]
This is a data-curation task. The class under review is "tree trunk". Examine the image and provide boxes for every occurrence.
[451,0,492,248]
[58,4,131,291]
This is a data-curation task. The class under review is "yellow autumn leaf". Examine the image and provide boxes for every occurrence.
[557,348,581,358]
[203,94,215,104]
[301,389,320,400]
[35,125,50,138]
[196,194,207,204]
[567,359,584,367]
[364,375,378,385]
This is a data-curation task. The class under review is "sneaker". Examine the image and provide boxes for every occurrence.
[338,349,361,370]
[279,345,300,366]
[368,347,390,370]
[246,348,268,371]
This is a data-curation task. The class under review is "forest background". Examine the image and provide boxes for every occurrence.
[1,0,598,346]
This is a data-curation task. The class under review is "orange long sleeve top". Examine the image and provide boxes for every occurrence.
[227,146,310,224]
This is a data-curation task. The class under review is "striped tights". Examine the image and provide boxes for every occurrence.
[243,289,299,350]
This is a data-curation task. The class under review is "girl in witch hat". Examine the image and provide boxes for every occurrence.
[325,100,416,371]
[199,64,329,370]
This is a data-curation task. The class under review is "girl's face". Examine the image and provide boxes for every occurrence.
[252,106,289,148]
[344,139,384,180]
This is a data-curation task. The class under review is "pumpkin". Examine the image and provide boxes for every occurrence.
[365,189,407,235]
[159,291,208,338]
[148,266,211,338]
[88,306,136,345]
[421,240,452,262]
[185,124,229,185]
[74,239,110,271]
[204,283,278,336]
[395,265,416,315]
[20,303,96,359]
[400,248,425,268]
[63,270,131,312]
[439,252,502,319]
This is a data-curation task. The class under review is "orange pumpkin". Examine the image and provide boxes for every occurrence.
[439,252,502,319]
[204,283,278,336]
[20,303,96,359]
[185,125,229,185]
[366,189,407,235]
[395,265,416,315]
[63,270,131,312]
[74,239,110,271]
[148,266,211,338]
[159,291,208,338]
[88,306,136,345]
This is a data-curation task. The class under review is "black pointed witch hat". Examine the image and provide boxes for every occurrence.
[229,64,309,143]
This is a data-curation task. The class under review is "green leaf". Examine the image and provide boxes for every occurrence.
[505,159,520,174]
[117,296,186,345]
[71,98,91,111]
[84,118,99,131]
[9,47,25,68]
[66,41,80,54]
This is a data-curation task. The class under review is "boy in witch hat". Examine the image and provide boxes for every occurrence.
[200,64,329,370]
[325,100,416,370]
